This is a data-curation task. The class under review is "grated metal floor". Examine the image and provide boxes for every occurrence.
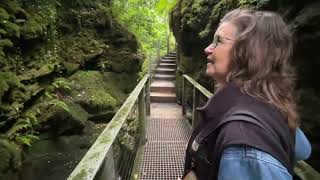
[140,118,192,180]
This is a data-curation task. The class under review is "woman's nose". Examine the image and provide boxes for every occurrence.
[204,44,213,55]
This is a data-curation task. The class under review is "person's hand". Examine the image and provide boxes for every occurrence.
[183,171,197,180]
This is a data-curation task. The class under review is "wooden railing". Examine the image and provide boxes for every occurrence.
[68,74,150,180]
[181,74,320,180]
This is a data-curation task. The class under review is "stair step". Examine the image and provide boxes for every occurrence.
[150,81,175,93]
[155,68,175,75]
[160,59,176,64]
[150,86,175,93]
[164,54,176,57]
[163,57,176,60]
[150,92,176,103]
[154,74,175,80]
[159,63,176,68]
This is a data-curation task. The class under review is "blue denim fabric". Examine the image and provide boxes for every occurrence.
[295,128,312,161]
[218,128,311,180]
[218,146,292,180]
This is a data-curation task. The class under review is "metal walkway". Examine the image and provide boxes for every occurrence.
[67,52,320,180]
[139,103,192,179]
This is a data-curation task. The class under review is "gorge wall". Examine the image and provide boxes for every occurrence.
[170,0,320,170]
[0,0,143,179]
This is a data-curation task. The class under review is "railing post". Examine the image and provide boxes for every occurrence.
[192,87,200,130]
[182,76,186,115]
[146,77,151,115]
[138,87,146,139]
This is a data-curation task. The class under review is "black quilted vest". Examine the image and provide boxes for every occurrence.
[183,83,295,180]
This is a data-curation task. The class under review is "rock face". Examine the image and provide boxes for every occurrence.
[170,0,320,170]
[0,0,143,179]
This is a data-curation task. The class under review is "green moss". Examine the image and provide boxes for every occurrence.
[0,139,21,173]
[59,31,106,65]
[1,21,20,38]
[0,39,13,48]
[20,18,43,39]
[69,71,130,114]
[17,63,58,81]
[0,0,23,15]
[67,102,89,123]
[20,0,58,40]
[199,0,239,38]
[87,90,117,112]
[0,7,9,20]
[239,0,260,8]
[0,72,21,100]
[0,0,142,176]
[0,29,7,36]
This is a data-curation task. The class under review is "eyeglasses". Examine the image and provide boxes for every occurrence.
[211,35,235,49]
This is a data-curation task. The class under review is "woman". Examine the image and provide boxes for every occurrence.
[182,9,311,180]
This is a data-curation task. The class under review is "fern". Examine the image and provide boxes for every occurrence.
[52,79,72,91]
[45,91,54,99]
[6,119,32,137]
[25,112,38,126]
[15,133,39,147]
[49,99,70,112]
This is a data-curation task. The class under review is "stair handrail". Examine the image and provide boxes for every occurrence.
[67,74,150,180]
[182,74,212,129]
[182,74,320,180]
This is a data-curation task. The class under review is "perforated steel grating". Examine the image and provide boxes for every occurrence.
[146,118,191,142]
[140,118,192,180]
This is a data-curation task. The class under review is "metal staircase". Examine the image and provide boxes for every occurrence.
[150,52,177,103]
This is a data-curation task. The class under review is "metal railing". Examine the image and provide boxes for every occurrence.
[182,74,212,129]
[181,74,320,180]
[68,74,150,180]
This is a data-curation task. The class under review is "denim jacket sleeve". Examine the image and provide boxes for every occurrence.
[295,127,311,161]
[218,146,292,180]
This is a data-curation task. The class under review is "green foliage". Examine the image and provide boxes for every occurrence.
[45,84,71,113]
[63,0,96,7]
[0,139,21,172]
[1,21,20,38]
[111,0,177,74]
[20,0,58,40]
[15,134,39,147]
[49,99,70,112]
[0,7,9,20]
[156,0,177,16]
[0,72,22,103]
[5,110,40,147]
[0,39,13,48]
[238,0,267,8]
[52,78,72,91]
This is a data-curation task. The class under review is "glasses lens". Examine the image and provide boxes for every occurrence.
[212,35,219,48]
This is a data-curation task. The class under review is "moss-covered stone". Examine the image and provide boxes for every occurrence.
[45,102,88,135]
[69,71,133,113]
[0,0,143,177]
[0,139,21,174]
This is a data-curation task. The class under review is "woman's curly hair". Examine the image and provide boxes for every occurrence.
[221,9,299,129]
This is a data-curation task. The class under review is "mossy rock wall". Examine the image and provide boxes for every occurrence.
[0,0,143,178]
[170,0,320,170]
